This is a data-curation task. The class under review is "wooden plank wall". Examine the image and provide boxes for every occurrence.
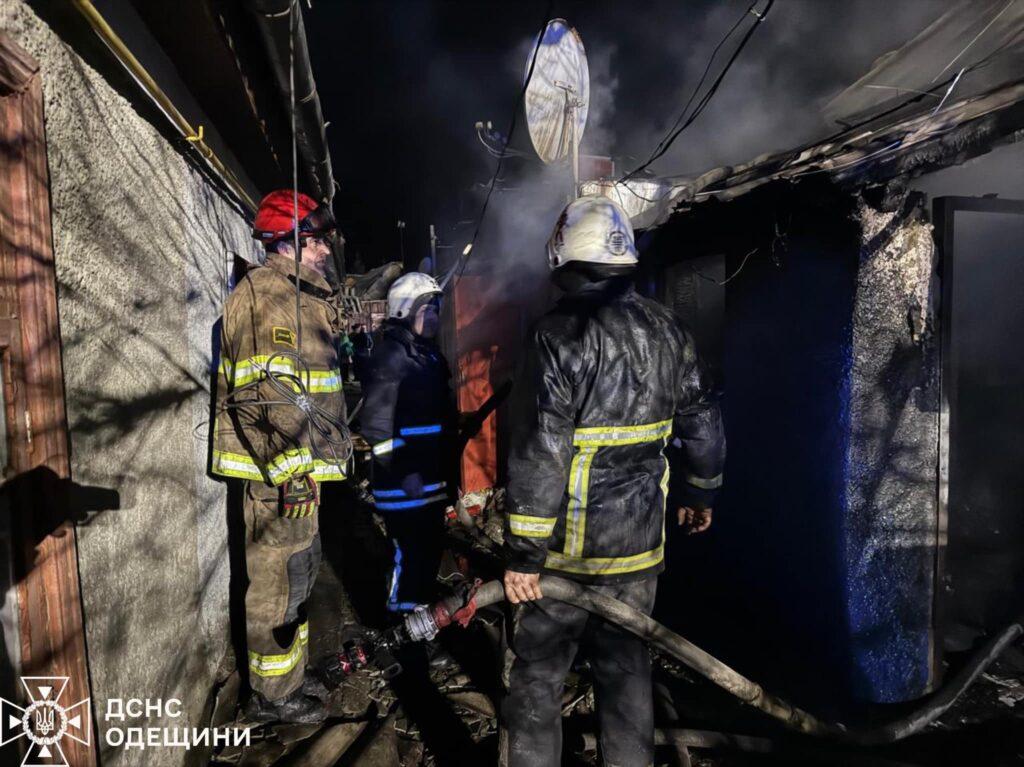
[0,30,95,766]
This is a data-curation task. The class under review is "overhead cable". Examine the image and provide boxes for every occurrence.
[441,0,555,290]
[621,0,775,184]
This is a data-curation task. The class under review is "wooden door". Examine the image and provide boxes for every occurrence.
[0,31,95,766]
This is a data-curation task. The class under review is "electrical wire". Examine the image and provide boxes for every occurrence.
[622,0,1013,211]
[646,3,754,168]
[224,351,354,468]
[691,247,758,285]
[621,0,775,184]
[442,0,554,291]
[783,65,967,182]
[477,127,528,159]
[688,35,1013,201]
[931,0,1017,83]
[216,0,352,479]
[290,0,303,353]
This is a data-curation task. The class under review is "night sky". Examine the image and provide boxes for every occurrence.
[305,0,945,272]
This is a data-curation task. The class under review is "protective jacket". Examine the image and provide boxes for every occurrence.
[212,253,347,485]
[360,320,457,510]
[505,277,726,583]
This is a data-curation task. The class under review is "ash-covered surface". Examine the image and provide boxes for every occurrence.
[843,193,941,702]
[206,483,1023,766]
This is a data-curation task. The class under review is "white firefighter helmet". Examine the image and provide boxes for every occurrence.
[547,194,638,270]
[387,272,442,320]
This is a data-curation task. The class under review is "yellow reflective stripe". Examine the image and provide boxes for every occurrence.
[213,450,346,483]
[509,513,557,538]
[233,356,293,386]
[265,448,315,484]
[561,420,671,559]
[306,370,343,393]
[660,456,671,514]
[211,450,265,481]
[573,418,673,447]
[310,460,347,481]
[248,623,309,677]
[684,472,723,490]
[564,446,596,557]
[227,355,343,392]
[545,544,665,576]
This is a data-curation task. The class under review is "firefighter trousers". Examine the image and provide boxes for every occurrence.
[502,577,658,767]
[243,480,322,700]
[380,503,446,612]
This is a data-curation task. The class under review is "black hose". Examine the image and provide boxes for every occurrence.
[470,576,1023,746]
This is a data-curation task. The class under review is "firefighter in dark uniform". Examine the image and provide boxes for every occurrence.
[502,196,727,767]
[360,272,457,613]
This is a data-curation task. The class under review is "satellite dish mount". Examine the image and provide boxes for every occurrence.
[524,20,590,200]
[554,81,585,195]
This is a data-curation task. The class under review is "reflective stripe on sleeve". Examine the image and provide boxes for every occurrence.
[373,482,446,499]
[684,472,723,490]
[211,450,265,481]
[508,513,557,538]
[310,459,348,481]
[212,449,346,484]
[374,491,449,511]
[399,424,443,437]
[372,438,406,456]
[265,448,316,484]
[248,622,309,677]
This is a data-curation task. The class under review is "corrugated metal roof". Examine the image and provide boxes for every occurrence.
[596,1,1024,229]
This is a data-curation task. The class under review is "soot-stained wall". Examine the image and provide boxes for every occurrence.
[653,181,941,707]
[0,4,259,764]
[843,196,939,702]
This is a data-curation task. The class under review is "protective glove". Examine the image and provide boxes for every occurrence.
[281,475,319,518]
[401,472,425,499]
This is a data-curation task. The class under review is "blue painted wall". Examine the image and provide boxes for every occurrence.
[654,186,937,708]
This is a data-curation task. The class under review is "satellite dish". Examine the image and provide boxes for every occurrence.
[524,19,589,180]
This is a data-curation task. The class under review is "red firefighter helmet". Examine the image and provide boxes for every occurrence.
[252,189,336,243]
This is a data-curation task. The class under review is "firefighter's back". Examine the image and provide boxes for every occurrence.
[527,278,694,581]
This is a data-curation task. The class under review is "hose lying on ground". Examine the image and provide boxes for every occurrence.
[461,576,1023,746]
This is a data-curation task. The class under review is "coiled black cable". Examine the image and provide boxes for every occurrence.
[223,350,354,471]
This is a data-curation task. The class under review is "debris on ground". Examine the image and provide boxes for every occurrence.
[209,483,1024,766]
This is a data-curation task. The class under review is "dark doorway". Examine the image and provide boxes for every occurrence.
[935,196,1024,652]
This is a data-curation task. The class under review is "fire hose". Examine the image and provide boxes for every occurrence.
[324,575,1023,748]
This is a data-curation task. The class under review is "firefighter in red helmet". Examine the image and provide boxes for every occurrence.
[212,190,346,723]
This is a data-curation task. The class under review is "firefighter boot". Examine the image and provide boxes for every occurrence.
[300,671,331,702]
[243,687,327,725]
[425,640,458,673]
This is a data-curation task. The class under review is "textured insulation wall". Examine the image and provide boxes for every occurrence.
[844,196,940,702]
[0,4,258,764]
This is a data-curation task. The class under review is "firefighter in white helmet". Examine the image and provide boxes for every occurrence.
[360,272,458,614]
[501,195,726,767]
